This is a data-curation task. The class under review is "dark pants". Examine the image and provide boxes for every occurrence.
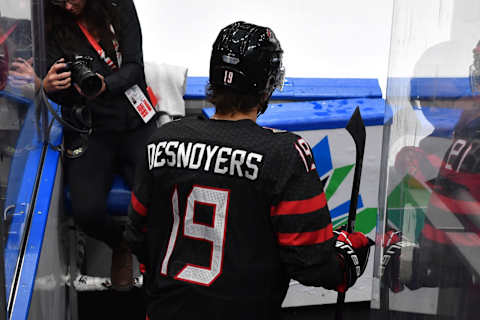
[64,123,156,249]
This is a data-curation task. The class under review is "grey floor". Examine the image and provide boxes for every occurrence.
[78,289,371,320]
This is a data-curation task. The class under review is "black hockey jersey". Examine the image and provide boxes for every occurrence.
[125,117,341,319]
[414,113,480,288]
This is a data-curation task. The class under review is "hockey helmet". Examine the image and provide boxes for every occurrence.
[469,40,480,94]
[209,21,285,97]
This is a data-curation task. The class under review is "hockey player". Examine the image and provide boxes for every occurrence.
[125,21,373,319]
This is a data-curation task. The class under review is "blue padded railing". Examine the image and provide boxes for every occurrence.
[185,77,383,100]
[386,77,471,138]
[203,98,386,131]
[387,77,472,99]
[410,77,471,99]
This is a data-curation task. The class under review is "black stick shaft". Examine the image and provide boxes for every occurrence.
[334,107,366,320]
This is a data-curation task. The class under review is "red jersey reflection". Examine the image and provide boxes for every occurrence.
[418,107,480,288]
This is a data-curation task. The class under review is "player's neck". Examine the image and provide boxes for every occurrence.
[212,108,259,122]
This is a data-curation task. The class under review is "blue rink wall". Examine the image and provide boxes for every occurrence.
[6,76,465,318]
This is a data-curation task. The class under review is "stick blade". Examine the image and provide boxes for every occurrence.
[346,106,366,154]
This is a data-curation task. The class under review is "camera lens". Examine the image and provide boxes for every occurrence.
[69,56,102,96]
[79,74,102,96]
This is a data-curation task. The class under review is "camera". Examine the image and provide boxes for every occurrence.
[62,55,102,97]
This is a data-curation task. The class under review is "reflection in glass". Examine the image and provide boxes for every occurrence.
[373,0,480,319]
[0,0,46,313]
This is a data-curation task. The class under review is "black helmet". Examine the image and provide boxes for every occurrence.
[470,41,480,94]
[209,21,285,97]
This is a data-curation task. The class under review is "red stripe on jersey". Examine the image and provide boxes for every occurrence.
[430,191,480,215]
[277,223,333,246]
[131,192,148,216]
[423,223,480,246]
[422,223,449,244]
[443,170,480,200]
[271,193,327,216]
[446,231,480,247]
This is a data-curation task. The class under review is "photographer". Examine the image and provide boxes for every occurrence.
[43,0,157,290]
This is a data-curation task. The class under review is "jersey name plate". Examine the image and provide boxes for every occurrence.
[147,140,264,181]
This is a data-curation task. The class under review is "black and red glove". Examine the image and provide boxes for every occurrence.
[381,230,404,292]
[381,229,418,292]
[334,229,375,292]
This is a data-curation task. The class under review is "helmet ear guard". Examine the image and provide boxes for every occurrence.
[209,21,285,108]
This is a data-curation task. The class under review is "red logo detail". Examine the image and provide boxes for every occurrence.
[143,99,152,111]
[137,104,148,117]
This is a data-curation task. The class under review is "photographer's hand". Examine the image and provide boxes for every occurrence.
[43,58,71,93]
[10,58,42,91]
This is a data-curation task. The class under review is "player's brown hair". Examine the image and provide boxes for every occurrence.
[206,84,266,115]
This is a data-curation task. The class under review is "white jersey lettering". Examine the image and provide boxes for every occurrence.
[214,147,232,175]
[204,145,219,171]
[147,141,263,181]
[189,143,206,170]
[245,153,263,180]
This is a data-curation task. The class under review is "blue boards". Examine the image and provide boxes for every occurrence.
[185,77,382,100]
[203,98,386,130]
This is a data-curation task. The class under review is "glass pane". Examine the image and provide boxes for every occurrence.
[0,0,45,308]
[373,0,480,319]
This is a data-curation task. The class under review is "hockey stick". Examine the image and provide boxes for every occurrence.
[335,106,366,320]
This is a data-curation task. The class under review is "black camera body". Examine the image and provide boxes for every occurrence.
[63,55,102,97]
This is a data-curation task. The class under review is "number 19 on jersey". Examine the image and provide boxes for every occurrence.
[161,185,230,286]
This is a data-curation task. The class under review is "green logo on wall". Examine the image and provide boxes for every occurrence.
[313,136,377,234]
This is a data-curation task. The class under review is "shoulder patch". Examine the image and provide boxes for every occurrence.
[294,138,317,173]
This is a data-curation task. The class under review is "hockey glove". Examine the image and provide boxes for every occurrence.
[381,230,415,292]
[334,229,374,292]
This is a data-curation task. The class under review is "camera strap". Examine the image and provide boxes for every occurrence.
[77,22,121,70]
[38,86,91,135]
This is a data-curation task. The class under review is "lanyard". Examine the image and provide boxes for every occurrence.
[0,23,18,46]
[77,22,122,70]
